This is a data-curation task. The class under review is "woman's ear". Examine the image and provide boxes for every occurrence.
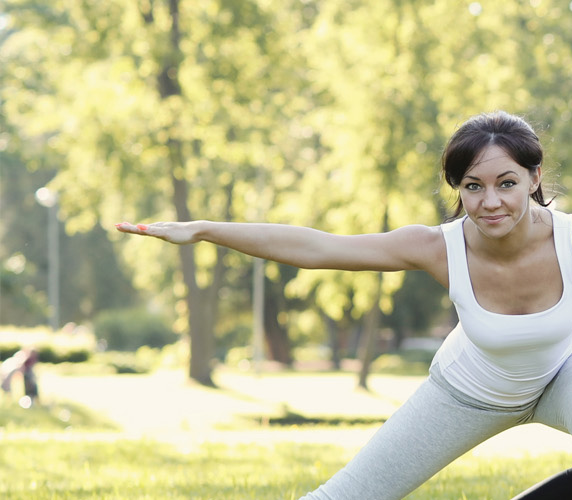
[529,166,542,194]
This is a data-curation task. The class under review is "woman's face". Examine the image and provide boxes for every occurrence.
[459,145,541,240]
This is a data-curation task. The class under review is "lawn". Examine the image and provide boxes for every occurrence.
[0,436,569,499]
[1,369,570,499]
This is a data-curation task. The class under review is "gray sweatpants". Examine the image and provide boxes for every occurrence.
[299,356,572,500]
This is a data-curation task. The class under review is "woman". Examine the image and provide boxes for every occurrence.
[116,111,572,499]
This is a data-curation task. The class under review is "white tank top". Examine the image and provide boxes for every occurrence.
[432,209,572,406]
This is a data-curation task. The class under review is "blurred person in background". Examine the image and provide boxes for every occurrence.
[1,347,39,406]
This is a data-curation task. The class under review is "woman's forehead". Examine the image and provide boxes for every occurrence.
[464,145,522,177]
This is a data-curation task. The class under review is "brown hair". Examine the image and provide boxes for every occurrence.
[442,111,550,219]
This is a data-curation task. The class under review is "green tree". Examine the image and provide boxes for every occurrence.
[0,16,139,327]
[282,0,448,387]
[279,0,572,386]
[2,0,317,384]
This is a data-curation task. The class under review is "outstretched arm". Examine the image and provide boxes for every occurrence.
[115,220,447,277]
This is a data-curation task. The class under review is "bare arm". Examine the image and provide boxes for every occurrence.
[115,220,447,279]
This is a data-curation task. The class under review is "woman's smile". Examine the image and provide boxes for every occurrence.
[480,214,508,224]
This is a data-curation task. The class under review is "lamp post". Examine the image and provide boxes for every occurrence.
[252,257,265,373]
[35,187,59,332]
[252,166,266,373]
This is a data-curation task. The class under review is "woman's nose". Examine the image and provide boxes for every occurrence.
[482,188,502,209]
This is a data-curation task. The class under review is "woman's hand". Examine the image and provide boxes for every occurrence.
[115,221,201,245]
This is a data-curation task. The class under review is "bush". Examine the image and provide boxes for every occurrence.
[225,346,253,369]
[0,326,95,364]
[95,347,159,374]
[0,344,21,361]
[93,308,178,351]
[370,350,432,376]
[36,344,91,364]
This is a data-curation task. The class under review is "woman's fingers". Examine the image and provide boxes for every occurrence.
[115,221,183,243]
[115,222,136,233]
[115,222,153,236]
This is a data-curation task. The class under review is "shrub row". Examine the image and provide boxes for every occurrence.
[93,308,178,351]
[0,344,91,363]
[0,326,95,364]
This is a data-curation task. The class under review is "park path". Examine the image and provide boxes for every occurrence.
[38,367,572,458]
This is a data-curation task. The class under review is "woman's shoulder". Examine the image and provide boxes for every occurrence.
[383,224,446,264]
[393,223,446,246]
[396,224,448,285]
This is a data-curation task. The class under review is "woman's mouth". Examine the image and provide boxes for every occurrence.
[481,215,507,224]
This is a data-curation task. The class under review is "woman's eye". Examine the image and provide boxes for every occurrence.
[500,180,516,188]
[465,183,480,191]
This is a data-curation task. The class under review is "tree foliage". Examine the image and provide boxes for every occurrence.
[3,0,572,384]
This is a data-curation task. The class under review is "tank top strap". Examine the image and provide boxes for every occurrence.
[440,215,470,303]
[551,210,572,285]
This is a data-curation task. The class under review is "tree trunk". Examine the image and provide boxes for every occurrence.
[171,172,215,386]
[357,206,390,389]
[263,288,292,365]
[357,279,383,390]
[325,315,341,370]
[154,0,224,386]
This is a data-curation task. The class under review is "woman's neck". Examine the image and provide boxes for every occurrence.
[465,208,550,262]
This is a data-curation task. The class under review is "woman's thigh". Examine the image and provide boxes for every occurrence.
[533,355,572,433]
[299,377,521,500]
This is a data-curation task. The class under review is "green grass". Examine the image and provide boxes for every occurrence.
[0,440,339,499]
[0,438,569,499]
[1,382,570,499]
[405,453,571,499]
[0,401,119,432]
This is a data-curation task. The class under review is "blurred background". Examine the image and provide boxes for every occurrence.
[2,0,572,391]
